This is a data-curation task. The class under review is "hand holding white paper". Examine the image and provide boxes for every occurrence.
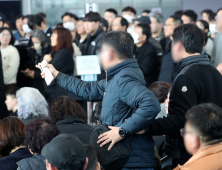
[39,60,54,85]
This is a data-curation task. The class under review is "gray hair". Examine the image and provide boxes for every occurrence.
[32,29,51,49]
[148,12,164,23]
[16,87,48,119]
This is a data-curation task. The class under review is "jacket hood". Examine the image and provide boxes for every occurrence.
[106,59,139,81]
[56,115,85,125]
[176,54,210,73]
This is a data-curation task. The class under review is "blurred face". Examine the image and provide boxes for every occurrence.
[84,21,99,34]
[104,11,116,27]
[0,21,3,28]
[202,12,210,23]
[32,37,40,44]
[77,20,86,35]
[150,17,162,34]
[134,26,146,44]
[196,21,209,33]
[183,122,200,155]
[134,21,140,26]
[216,10,222,32]
[3,23,9,28]
[122,11,136,18]
[181,15,192,24]
[141,12,149,16]
[63,15,76,25]
[164,18,176,38]
[112,17,126,31]
[16,18,23,31]
[171,40,184,63]
[5,95,17,111]
[165,93,170,114]
[22,18,28,25]
[50,32,58,47]
[0,30,11,46]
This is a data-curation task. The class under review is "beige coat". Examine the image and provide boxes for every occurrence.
[174,142,222,170]
[1,45,20,85]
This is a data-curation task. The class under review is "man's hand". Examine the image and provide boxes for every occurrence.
[36,63,59,78]
[97,126,123,151]
[27,70,35,78]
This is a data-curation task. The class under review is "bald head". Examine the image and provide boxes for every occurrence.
[112,17,128,31]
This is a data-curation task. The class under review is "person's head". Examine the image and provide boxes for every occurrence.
[104,8,118,28]
[134,16,151,26]
[42,134,88,170]
[56,22,63,28]
[133,23,151,46]
[0,27,15,46]
[3,21,12,31]
[181,10,198,24]
[141,9,151,16]
[51,27,74,54]
[183,103,222,155]
[62,12,79,31]
[171,24,205,62]
[165,87,171,114]
[216,8,222,32]
[174,10,184,18]
[84,12,101,35]
[16,87,48,120]
[77,18,86,35]
[50,96,87,123]
[91,102,102,125]
[5,87,19,112]
[99,31,134,70]
[100,18,108,32]
[15,15,23,31]
[24,117,60,155]
[85,146,100,170]
[122,6,137,24]
[0,12,6,28]
[0,117,25,156]
[196,19,209,33]
[32,14,47,31]
[112,16,128,31]
[32,29,51,51]
[22,15,32,34]
[201,9,213,23]
[28,15,43,31]
[164,15,182,38]
[149,81,171,104]
[37,12,47,24]
[148,12,164,35]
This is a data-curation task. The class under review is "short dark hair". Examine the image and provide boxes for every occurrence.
[56,22,63,28]
[142,9,151,14]
[22,15,31,21]
[198,19,209,30]
[172,24,205,54]
[170,15,182,25]
[15,15,23,20]
[85,146,98,170]
[149,81,171,103]
[24,117,60,154]
[85,12,101,22]
[136,23,151,40]
[0,117,25,156]
[28,15,44,29]
[50,96,87,123]
[103,31,134,60]
[183,10,198,22]
[217,8,222,13]
[122,6,137,15]
[119,17,128,30]
[91,102,102,123]
[174,10,184,18]
[0,27,15,45]
[37,12,46,19]
[201,9,213,16]
[186,103,222,143]
[6,87,19,98]
[101,18,108,31]
[209,13,216,22]
[61,12,79,21]
[105,8,118,16]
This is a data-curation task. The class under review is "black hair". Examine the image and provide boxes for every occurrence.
[142,9,151,14]
[170,14,182,25]
[22,15,31,21]
[198,19,209,30]
[103,31,134,60]
[101,18,108,32]
[78,17,85,21]
[174,10,184,18]
[186,103,222,143]
[201,9,213,16]
[120,17,129,30]
[136,23,151,40]
[0,27,15,45]
[15,15,23,20]
[28,15,42,30]
[85,12,101,22]
[122,6,137,15]
[6,87,19,98]
[105,8,118,16]
[172,24,205,54]
[183,10,198,22]
[37,12,46,19]
[217,8,222,13]
[85,146,98,170]
[91,102,102,123]
[56,22,63,28]
[61,12,79,21]
[209,13,216,22]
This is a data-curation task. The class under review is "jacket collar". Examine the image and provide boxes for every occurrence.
[88,27,104,41]
[135,40,149,53]
[106,59,139,81]
[56,115,85,125]
[176,54,210,73]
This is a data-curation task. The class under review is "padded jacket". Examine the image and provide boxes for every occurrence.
[55,58,160,168]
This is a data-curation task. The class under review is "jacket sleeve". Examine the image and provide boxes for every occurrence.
[148,74,198,136]
[56,72,106,102]
[118,73,160,135]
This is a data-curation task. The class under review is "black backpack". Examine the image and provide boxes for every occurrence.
[89,123,134,170]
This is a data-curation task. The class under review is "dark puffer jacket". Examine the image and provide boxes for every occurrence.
[55,59,160,168]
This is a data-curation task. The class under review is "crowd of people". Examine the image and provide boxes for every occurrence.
[0,4,221,170]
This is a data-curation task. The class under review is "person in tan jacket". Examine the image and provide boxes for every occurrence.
[174,103,222,170]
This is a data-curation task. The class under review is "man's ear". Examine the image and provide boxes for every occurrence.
[96,21,101,27]
[13,98,17,105]
[123,25,127,31]
[84,157,88,170]
[96,162,101,170]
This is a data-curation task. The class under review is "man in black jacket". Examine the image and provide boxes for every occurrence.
[139,24,222,168]
[133,23,159,86]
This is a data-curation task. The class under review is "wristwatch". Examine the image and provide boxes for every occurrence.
[119,126,126,138]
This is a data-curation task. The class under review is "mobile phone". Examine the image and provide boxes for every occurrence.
[40,60,54,85]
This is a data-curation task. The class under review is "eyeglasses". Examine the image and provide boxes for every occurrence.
[180,128,195,137]
[1,34,11,38]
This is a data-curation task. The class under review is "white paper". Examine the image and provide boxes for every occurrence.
[76,55,101,75]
